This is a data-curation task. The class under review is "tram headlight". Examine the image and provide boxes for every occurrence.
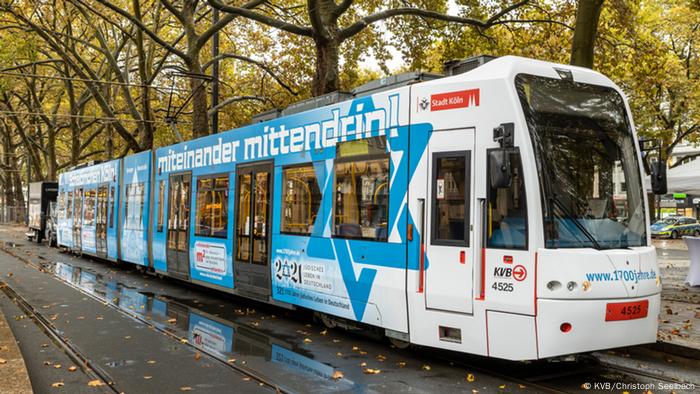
[566,281,577,291]
[546,280,562,291]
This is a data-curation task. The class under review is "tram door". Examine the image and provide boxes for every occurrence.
[234,162,272,299]
[424,129,474,314]
[95,185,108,257]
[73,188,83,252]
[166,173,192,279]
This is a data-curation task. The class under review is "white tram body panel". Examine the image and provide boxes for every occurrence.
[404,56,659,360]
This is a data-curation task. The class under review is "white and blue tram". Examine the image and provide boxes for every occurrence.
[57,56,660,360]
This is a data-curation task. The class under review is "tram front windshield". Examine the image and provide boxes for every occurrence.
[516,74,646,249]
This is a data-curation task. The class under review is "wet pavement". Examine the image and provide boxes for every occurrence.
[0,225,698,393]
[652,239,700,355]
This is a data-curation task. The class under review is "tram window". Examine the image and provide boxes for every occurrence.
[84,189,96,227]
[57,192,66,220]
[431,152,470,246]
[157,180,165,232]
[487,149,528,249]
[333,136,389,241]
[195,175,229,238]
[66,191,73,219]
[281,165,321,235]
[109,186,115,228]
[124,183,145,230]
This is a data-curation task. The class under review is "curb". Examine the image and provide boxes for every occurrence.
[647,341,700,361]
[0,302,34,394]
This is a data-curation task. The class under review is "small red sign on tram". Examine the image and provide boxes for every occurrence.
[605,300,649,321]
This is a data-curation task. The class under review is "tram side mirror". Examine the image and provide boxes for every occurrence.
[493,123,514,148]
[650,160,667,195]
[489,149,512,189]
[490,123,515,188]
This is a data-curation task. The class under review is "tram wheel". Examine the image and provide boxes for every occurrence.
[319,313,337,329]
[388,337,411,349]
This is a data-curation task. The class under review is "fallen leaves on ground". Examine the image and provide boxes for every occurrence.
[320,329,328,335]
[167,318,177,324]
[146,360,156,364]
[194,352,201,360]
[53,364,61,369]
[68,366,77,372]
[332,370,344,380]
[303,338,312,344]
[0,358,6,365]
[466,373,475,382]
[180,339,188,344]
[227,358,236,363]
[499,384,506,389]
[143,376,152,380]
[87,380,104,387]
[363,368,381,374]
[422,364,431,371]
[51,382,64,388]
[336,352,342,357]
[96,316,104,320]
[179,386,193,391]
[397,361,406,368]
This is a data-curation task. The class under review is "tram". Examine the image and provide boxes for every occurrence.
[56,56,661,360]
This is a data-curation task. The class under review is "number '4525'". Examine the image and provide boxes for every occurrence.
[492,282,513,292]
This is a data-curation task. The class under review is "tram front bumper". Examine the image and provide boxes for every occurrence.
[536,294,660,359]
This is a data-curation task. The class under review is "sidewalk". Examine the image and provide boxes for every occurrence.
[654,239,700,357]
[0,298,33,394]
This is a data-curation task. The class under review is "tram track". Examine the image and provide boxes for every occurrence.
[0,280,119,394]
[595,351,700,387]
[3,242,696,394]
[0,245,290,394]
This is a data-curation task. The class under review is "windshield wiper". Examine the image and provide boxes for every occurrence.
[549,196,603,250]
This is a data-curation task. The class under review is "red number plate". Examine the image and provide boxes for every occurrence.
[605,300,649,321]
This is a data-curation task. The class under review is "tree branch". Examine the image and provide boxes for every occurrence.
[208,95,270,115]
[194,0,266,52]
[92,0,189,60]
[340,1,530,40]
[207,0,314,36]
[202,53,297,95]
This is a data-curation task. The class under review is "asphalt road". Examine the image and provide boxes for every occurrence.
[0,226,697,393]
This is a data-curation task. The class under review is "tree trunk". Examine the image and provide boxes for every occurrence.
[570,0,605,68]
[189,59,210,138]
[313,39,341,95]
[133,0,154,149]
[106,123,114,160]
[1,127,13,208]
[47,128,57,180]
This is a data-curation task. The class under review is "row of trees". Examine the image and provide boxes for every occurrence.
[0,0,698,211]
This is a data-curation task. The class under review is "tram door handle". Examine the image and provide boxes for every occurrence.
[418,198,426,293]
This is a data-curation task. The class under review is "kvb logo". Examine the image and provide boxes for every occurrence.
[493,266,512,278]
[493,265,527,281]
